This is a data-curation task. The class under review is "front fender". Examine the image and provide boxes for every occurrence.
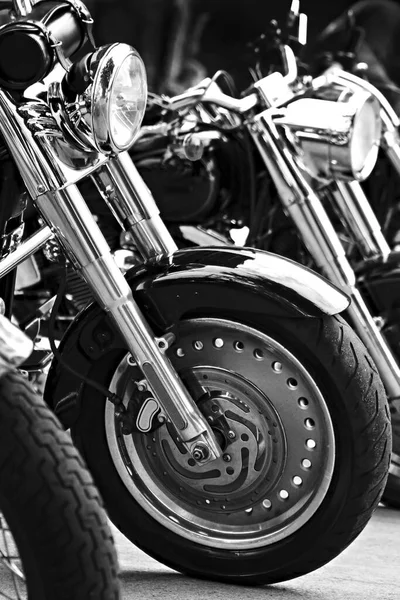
[44,247,349,427]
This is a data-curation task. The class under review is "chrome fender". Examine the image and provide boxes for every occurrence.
[44,246,349,427]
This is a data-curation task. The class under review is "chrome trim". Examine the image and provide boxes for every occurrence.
[179,225,234,247]
[0,226,53,279]
[91,151,177,261]
[1,222,25,257]
[0,90,108,197]
[249,110,356,288]
[281,45,298,86]
[0,315,33,377]
[0,85,220,461]
[329,181,391,260]
[314,68,400,179]
[167,80,259,114]
[254,72,295,107]
[274,92,381,182]
[12,0,33,17]
[35,184,220,463]
[248,111,400,400]
[54,44,148,154]
[389,452,400,478]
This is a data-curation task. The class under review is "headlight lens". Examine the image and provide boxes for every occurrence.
[91,44,147,153]
[109,54,145,148]
[350,97,380,177]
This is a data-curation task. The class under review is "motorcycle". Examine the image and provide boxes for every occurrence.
[309,0,400,247]
[0,0,391,586]
[123,1,400,509]
[0,313,120,598]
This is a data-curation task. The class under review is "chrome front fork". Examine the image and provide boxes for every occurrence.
[249,113,400,400]
[34,160,221,464]
[329,181,391,260]
[90,151,177,262]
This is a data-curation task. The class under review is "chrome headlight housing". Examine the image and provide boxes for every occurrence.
[50,43,147,154]
[89,43,147,153]
[274,87,381,182]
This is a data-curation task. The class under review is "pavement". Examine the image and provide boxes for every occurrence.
[115,505,399,600]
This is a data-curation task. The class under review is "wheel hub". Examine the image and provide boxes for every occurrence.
[138,373,286,514]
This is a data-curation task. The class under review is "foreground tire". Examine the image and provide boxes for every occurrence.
[0,372,120,599]
[73,313,390,585]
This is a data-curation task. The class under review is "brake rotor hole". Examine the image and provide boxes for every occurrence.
[245,508,253,514]
[253,348,264,360]
[272,361,282,373]
[279,489,289,500]
[287,377,298,390]
[193,340,204,351]
[305,418,315,430]
[302,458,312,469]
[306,439,316,450]
[234,341,244,352]
[298,397,309,408]
[293,476,303,486]
[262,499,272,509]
[213,338,224,348]
[176,348,185,357]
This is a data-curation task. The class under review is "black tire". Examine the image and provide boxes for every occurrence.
[381,446,400,508]
[0,371,120,599]
[358,280,400,509]
[382,382,400,508]
[73,313,390,585]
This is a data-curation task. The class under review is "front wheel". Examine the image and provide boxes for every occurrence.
[73,313,390,584]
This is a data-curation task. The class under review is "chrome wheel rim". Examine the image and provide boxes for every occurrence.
[105,318,335,549]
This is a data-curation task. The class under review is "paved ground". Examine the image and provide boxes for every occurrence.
[115,505,399,600]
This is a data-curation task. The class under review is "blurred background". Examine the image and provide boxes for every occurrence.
[84,0,400,95]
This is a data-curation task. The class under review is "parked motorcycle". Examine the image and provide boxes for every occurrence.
[310,0,400,247]
[0,0,391,586]
[125,1,400,509]
[0,313,120,599]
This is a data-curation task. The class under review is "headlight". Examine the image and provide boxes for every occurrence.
[273,88,381,182]
[49,43,147,154]
[90,44,147,153]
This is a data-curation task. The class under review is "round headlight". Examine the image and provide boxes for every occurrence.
[90,44,147,153]
[274,89,381,182]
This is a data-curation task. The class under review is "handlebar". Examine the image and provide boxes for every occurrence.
[164,79,259,114]
[158,44,298,115]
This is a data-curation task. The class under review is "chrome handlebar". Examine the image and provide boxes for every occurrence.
[159,45,299,115]
[163,79,259,114]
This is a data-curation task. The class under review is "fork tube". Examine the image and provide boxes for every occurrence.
[382,128,400,179]
[329,181,391,259]
[249,112,400,399]
[34,184,221,462]
[91,151,177,261]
